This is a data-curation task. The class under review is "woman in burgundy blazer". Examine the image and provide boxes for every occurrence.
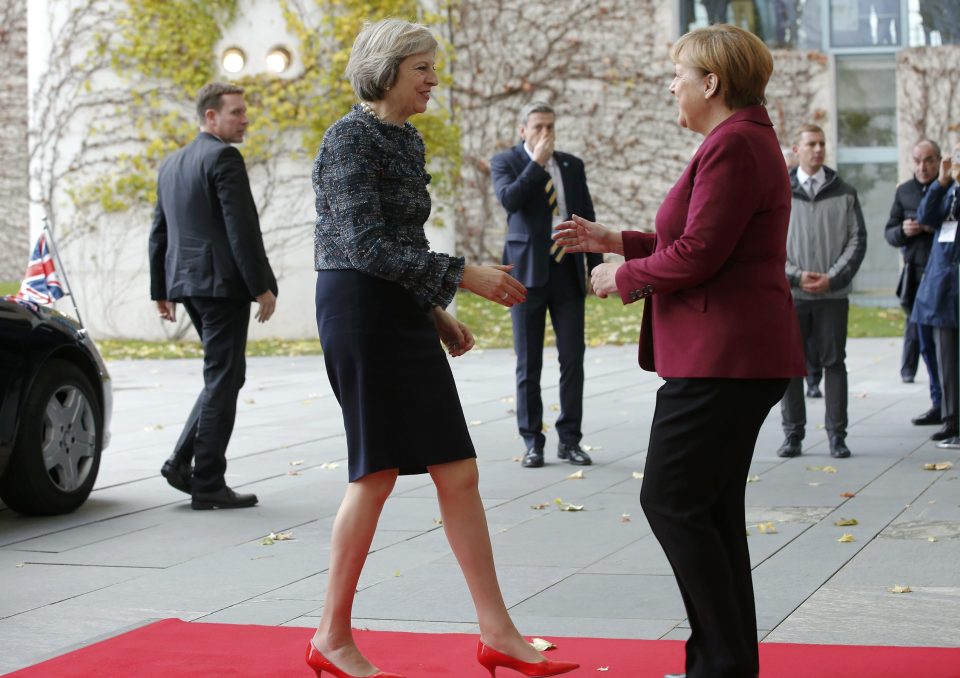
[555,25,805,678]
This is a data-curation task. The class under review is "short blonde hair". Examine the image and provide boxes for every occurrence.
[670,24,773,110]
[346,19,438,102]
[794,123,825,143]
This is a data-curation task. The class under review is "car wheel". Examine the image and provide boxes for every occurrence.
[0,359,102,515]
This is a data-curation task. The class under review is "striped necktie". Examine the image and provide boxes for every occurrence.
[546,177,565,262]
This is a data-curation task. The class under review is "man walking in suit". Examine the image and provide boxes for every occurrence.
[149,82,278,509]
[491,102,601,468]
[778,123,866,459]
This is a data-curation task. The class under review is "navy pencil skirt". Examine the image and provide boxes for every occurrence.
[315,270,476,481]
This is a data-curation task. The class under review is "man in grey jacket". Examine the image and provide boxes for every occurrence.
[777,124,867,459]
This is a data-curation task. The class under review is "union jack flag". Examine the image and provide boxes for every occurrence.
[15,233,64,305]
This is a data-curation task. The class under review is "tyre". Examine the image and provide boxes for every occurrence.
[0,359,102,515]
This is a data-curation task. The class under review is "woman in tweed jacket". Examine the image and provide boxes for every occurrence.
[306,18,578,678]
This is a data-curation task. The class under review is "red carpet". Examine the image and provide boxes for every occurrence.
[5,619,960,677]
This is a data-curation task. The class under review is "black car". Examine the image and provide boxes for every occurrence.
[0,296,112,515]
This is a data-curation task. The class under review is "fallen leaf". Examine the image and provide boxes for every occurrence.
[888,584,911,593]
[583,445,601,451]
[841,492,856,498]
[823,466,838,473]
[393,570,402,577]
[530,638,556,652]
[746,475,761,483]
[620,513,631,522]
[808,482,821,487]
[632,472,644,480]
[432,518,443,526]
[287,470,302,476]
[469,420,483,426]
[837,533,855,543]
[530,502,551,510]
[567,469,585,480]
[144,424,163,431]
[834,518,859,526]
[260,536,275,546]
[923,462,954,471]
[554,498,585,512]
[16,563,24,568]
[549,403,561,412]
[757,522,777,534]
[320,462,340,470]
[928,537,938,543]
[243,398,255,404]
[512,456,522,462]
[289,460,304,466]
[856,392,868,399]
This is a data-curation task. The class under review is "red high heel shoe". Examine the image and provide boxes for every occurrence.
[305,641,406,678]
[476,640,579,677]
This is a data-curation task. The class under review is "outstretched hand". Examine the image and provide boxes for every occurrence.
[460,264,527,307]
[554,214,624,256]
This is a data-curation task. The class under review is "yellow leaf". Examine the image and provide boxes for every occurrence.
[823,466,838,473]
[834,518,859,526]
[567,469,585,480]
[529,638,556,652]
[746,475,761,483]
[888,584,911,593]
[837,533,855,543]
[320,462,340,470]
[632,472,644,480]
[928,537,938,542]
[757,522,777,534]
[260,536,275,546]
[433,518,443,526]
[289,460,304,466]
[923,461,954,471]
[393,570,402,577]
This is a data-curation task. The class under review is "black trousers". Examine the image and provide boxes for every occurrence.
[641,377,788,678]
[933,326,959,429]
[171,297,250,493]
[510,256,585,450]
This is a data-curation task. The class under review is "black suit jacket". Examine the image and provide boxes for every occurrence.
[884,176,935,310]
[491,143,601,293]
[149,132,277,302]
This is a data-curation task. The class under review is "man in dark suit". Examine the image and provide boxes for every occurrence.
[490,102,601,469]
[884,139,942,425]
[149,82,278,509]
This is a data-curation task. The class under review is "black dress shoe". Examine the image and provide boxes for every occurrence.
[521,448,544,468]
[806,384,822,398]
[191,486,258,510]
[930,423,958,442]
[161,459,193,495]
[558,442,592,465]
[912,407,943,426]
[776,436,801,458]
[829,436,851,458]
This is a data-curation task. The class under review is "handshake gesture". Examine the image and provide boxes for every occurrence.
[553,215,624,298]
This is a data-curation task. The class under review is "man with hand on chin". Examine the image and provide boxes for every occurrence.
[490,102,602,469]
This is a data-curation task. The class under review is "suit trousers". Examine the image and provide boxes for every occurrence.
[781,299,849,439]
[917,323,943,409]
[933,326,958,429]
[641,377,788,678]
[510,255,585,450]
[171,297,250,493]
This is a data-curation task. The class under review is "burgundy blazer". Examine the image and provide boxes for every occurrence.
[614,106,805,379]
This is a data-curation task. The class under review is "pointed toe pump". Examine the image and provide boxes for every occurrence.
[305,642,406,678]
[476,640,579,677]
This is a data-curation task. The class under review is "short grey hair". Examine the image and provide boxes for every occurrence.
[346,19,438,102]
[518,101,555,126]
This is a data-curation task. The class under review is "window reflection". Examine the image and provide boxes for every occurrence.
[836,58,896,147]
[830,0,902,47]
[913,0,960,45]
[679,0,821,49]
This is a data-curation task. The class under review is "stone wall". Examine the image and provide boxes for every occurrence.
[451,1,831,262]
[0,0,28,281]
[896,45,960,181]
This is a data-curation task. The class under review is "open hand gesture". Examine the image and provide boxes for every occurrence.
[554,214,624,255]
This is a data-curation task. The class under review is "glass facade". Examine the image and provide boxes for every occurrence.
[679,0,959,49]
[836,58,896,147]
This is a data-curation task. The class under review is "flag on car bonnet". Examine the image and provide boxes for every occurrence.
[15,233,63,305]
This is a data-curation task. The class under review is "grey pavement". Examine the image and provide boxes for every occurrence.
[1,339,959,673]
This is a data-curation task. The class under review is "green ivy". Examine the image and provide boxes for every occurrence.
[82,0,460,213]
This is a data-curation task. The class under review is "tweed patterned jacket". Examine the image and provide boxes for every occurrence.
[312,105,464,309]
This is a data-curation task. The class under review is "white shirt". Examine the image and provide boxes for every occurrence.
[796,166,826,199]
[524,144,567,228]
